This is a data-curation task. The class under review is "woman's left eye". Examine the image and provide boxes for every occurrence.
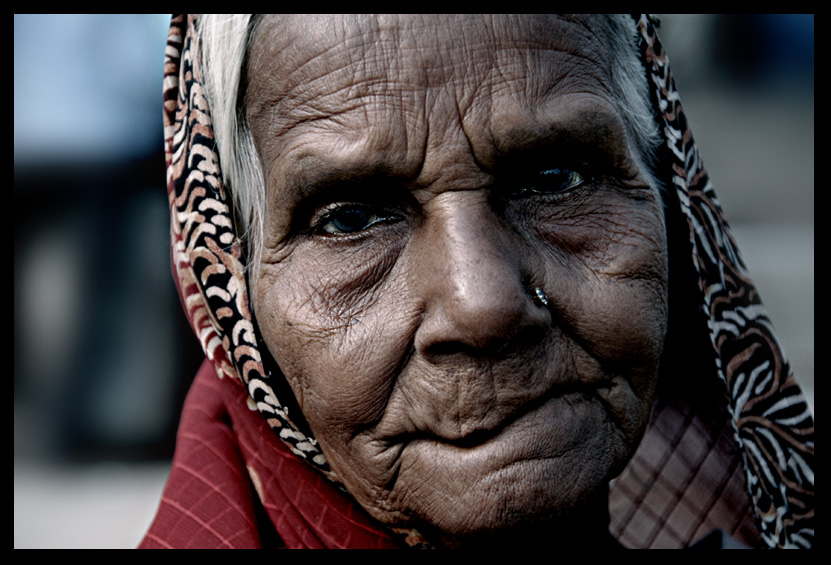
[316,204,396,235]
[512,168,585,197]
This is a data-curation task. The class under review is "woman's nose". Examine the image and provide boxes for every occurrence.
[412,192,549,358]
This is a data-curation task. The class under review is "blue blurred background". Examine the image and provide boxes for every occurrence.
[14,14,813,548]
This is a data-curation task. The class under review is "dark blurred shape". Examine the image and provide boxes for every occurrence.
[14,15,203,462]
[713,14,813,89]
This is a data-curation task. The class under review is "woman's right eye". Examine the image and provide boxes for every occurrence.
[314,204,399,235]
[510,167,586,198]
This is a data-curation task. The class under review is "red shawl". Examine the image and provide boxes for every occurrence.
[140,360,403,548]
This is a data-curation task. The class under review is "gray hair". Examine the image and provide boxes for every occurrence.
[196,14,661,267]
[196,14,263,267]
[602,15,662,178]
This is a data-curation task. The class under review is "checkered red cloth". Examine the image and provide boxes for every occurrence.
[139,360,403,549]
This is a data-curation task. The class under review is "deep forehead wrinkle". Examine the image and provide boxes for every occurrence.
[245,14,617,134]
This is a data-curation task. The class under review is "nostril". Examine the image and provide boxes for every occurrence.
[419,321,549,360]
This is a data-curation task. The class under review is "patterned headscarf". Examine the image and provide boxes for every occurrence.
[146,14,813,548]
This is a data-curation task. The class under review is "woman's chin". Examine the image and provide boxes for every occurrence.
[339,393,631,541]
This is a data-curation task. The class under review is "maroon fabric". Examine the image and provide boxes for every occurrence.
[140,360,403,549]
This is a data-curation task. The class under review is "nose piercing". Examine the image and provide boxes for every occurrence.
[532,287,549,307]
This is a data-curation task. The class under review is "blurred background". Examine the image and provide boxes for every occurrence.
[14,14,813,548]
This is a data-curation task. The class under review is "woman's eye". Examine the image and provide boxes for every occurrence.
[512,168,585,197]
[316,204,396,235]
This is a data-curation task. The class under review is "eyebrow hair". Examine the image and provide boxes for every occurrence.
[265,151,412,230]
[490,99,636,168]
[280,158,397,204]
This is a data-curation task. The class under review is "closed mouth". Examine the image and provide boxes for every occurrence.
[391,380,607,449]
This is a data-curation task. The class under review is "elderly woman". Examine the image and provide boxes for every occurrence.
[142,14,813,548]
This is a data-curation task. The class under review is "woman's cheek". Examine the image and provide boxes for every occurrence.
[255,230,417,429]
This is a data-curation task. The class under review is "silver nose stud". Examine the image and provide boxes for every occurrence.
[533,287,549,307]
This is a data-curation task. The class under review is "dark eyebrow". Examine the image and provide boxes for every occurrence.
[489,99,636,173]
[271,154,416,233]
[280,154,411,202]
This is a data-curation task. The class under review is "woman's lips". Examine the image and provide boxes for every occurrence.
[391,389,619,494]
[388,380,611,451]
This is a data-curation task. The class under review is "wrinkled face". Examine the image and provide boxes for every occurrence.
[248,14,668,541]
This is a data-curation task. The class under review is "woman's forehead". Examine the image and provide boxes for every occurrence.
[245,14,618,130]
[249,14,614,64]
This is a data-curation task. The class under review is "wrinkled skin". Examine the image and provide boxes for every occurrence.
[249,14,668,545]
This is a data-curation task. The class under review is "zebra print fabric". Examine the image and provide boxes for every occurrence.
[629,15,814,548]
